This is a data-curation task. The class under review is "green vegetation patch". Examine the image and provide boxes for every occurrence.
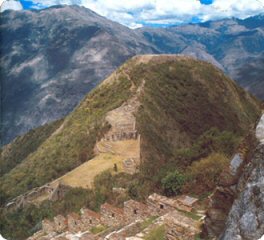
[0,72,132,200]
[90,225,108,234]
[140,216,159,231]
[0,119,63,177]
[144,225,166,240]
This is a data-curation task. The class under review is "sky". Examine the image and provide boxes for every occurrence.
[19,0,264,28]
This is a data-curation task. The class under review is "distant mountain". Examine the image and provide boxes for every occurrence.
[0,5,155,145]
[1,6,263,145]
[137,15,264,98]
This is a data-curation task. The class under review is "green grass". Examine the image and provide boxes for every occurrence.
[177,209,201,221]
[140,216,159,231]
[134,57,260,188]
[0,119,63,177]
[144,225,166,240]
[90,225,108,234]
[0,70,132,200]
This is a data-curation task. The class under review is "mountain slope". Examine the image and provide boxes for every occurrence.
[0,119,63,177]
[235,53,264,100]
[1,55,261,202]
[137,15,264,98]
[1,7,263,145]
[0,5,155,145]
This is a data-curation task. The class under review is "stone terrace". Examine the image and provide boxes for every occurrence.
[28,194,201,240]
[147,193,198,215]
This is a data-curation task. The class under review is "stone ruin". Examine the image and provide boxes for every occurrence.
[122,158,140,175]
[147,193,198,215]
[124,199,150,222]
[100,203,125,227]
[102,96,140,143]
[32,193,200,240]
[164,210,200,240]
[5,182,70,212]
[81,208,101,229]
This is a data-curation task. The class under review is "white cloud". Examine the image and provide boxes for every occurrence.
[28,0,264,28]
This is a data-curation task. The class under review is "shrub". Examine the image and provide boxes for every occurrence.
[175,128,239,166]
[184,153,229,194]
[161,170,186,196]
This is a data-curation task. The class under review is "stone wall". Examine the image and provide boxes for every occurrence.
[124,200,149,222]
[123,158,139,174]
[147,193,197,216]
[67,212,84,233]
[5,182,70,212]
[42,219,55,234]
[104,130,138,142]
[81,208,102,229]
[164,211,200,240]
[105,220,143,240]
[32,193,201,240]
[39,194,200,239]
[54,215,68,233]
[100,203,125,227]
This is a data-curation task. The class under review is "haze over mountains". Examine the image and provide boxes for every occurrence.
[1,5,264,144]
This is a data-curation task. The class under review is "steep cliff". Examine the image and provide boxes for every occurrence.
[203,114,264,239]
[219,115,264,240]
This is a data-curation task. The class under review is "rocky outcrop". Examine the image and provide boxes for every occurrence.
[219,115,264,240]
[220,144,264,240]
[203,114,264,239]
[256,114,264,144]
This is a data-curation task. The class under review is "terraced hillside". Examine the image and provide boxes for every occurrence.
[0,55,262,240]
[1,55,261,202]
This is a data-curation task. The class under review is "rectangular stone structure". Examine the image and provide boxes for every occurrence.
[100,203,125,227]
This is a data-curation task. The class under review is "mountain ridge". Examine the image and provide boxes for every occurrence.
[1,5,263,145]
[0,55,262,240]
[1,54,261,200]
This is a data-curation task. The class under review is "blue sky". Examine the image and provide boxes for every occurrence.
[20,0,264,28]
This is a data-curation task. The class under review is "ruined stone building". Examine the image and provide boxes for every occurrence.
[81,208,102,228]
[124,199,149,222]
[100,203,125,227]
[147,193,198,216]
[54,215,68,233]
[42,219,55,234]
[103,98,140,142]
[5,182,70,213]
[37,194,200,240]
[164,210,200,240]
[67,212,83,233]
[122,158,140,174]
